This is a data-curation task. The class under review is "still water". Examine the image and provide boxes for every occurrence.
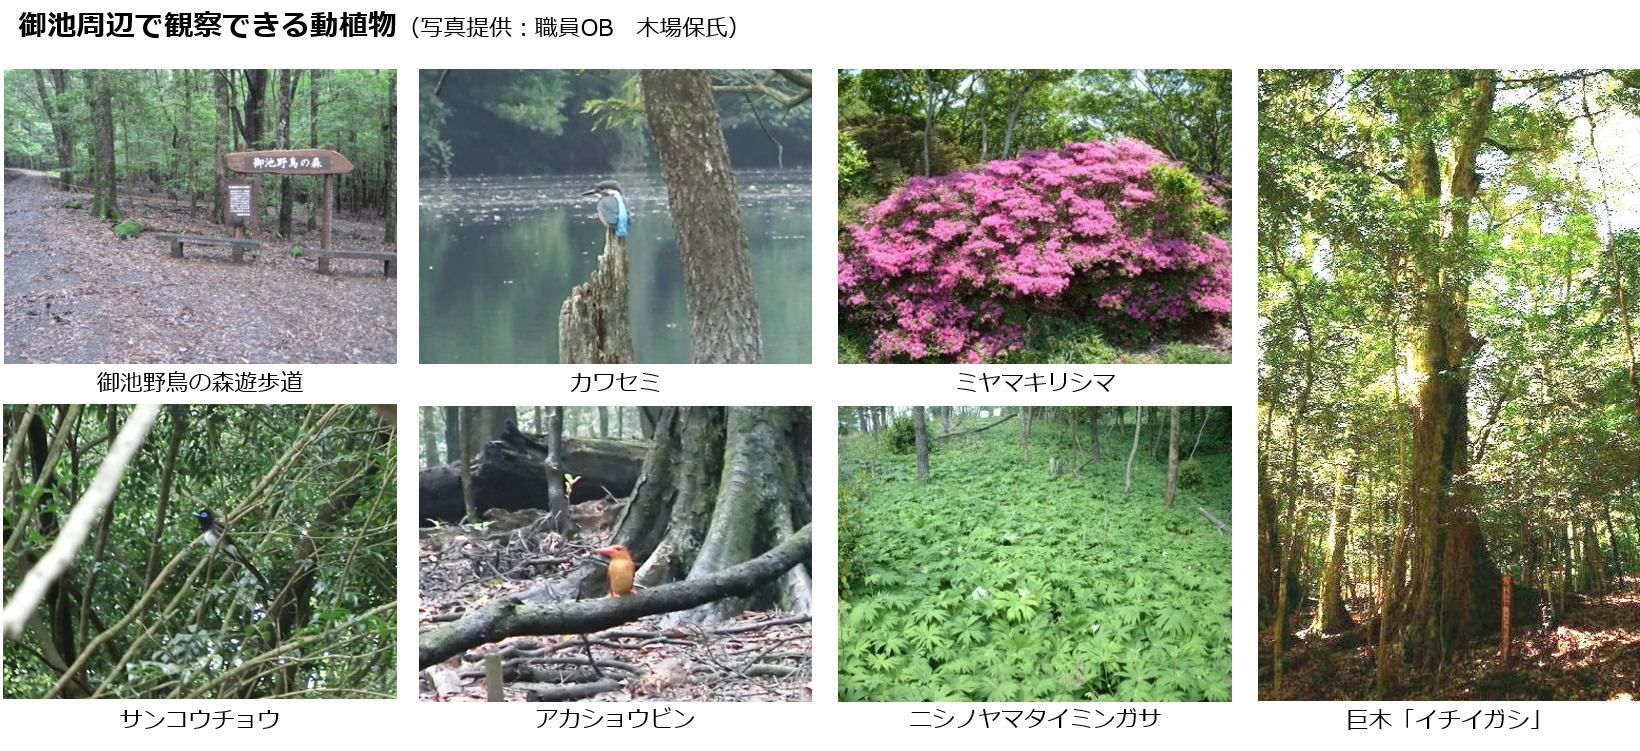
[419,170,812,363]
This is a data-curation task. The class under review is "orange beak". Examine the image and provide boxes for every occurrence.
[596,545,636,597]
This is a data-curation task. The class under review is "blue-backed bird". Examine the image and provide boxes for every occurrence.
[580,180,629,240]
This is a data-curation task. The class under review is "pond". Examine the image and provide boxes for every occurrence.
[419,170,812,364]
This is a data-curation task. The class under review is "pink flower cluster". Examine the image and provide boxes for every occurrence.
[839,139,1231,362]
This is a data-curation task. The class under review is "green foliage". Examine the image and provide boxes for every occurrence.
[838,130,871,199]
[838,409,1232,702]
[1019,318,1229,365]
[839,473,871,597]
[1149,162,1227,236]
[1160,343,1231,364]
[1177,457,1206,491]
[111,220,142,237]
[884,418,919,454]
[1073,69,1232,175]
[60,199,83,209]
[1,405,396,698]
[1154,606,1193,636]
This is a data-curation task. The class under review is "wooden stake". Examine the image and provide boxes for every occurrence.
[1500,574,1513,666]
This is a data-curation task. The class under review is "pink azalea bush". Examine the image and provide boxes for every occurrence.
[839,139,1231,363]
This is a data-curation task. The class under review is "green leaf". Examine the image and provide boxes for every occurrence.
[1154,607,1195,638]
[953,614,988,647]
[866,651,902,674]
[983,678,1022,702]
[909,603,950,626]
[907,621,950,654]
[1202,673,1231,702]
[846,598,881,629]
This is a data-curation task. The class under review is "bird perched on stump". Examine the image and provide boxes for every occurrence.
[596,544,635,597]
[580,180,629,240]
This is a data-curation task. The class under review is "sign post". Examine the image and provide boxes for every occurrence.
[224,179,257,238]
[225,145,355,250]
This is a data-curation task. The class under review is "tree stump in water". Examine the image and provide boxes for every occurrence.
[559,236,635,364]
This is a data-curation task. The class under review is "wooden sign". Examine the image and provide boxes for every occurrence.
[221,143,347,248]
[225,149,354,175]
[224,179,257,227]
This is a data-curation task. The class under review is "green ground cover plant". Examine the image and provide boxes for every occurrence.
[839,407,1231,701]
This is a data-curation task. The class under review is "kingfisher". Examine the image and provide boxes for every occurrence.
[580,180,629,239]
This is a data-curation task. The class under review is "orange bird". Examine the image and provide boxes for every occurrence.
[596,544,636,597]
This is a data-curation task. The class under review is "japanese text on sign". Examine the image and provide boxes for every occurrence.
[227,185,253,216]
[251,155,326,170]
[226,149,353,175]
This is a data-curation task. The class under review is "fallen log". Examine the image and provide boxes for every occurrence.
[1197,506,1230,535]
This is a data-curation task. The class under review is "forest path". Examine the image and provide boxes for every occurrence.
[5,168,113,363]
[4,168,396,363]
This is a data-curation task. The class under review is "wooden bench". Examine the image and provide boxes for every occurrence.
[152,232,262,263]
[296,247,397,277]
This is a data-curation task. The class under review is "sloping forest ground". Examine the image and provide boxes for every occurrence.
[1259,581,1640,700]
[4,169,396,363]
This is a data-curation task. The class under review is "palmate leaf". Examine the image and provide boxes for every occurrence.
[877,631,909,656]
[865,651,902,674]
[1114,603,1145,626]
[879,590,916,613]
[1119,677,1160,702]
[844,597,881,629]
[1119,648,1162,686]
[1088,632,1128,675]
[839,679,870,702]
[909,603,950,626]
[939,655,977,676]
[983,678,1022,702]
[942,673,984,700]
[924,682,966,702]
[902,658,937,686]
[1177,633,1210,659]
[887,684,926,702]
[996,626,1033,655]
[953,614,988,647]
[1154,607,1195,638]
[1006,598,1038,623]
[907,621,951,654]
[1039,675,1075,700]
[1202,673,1231,701]
[1161,666,1199,696]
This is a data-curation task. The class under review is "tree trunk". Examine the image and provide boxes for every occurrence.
[276,69,296,238]
[213,69,230,224]
[86,71,119,220]
[1165,406,1180,507]
[1313,460,1353,632]
[1124,406,1141,495]
[558,230,635,364]
[36,70,75,191]
[383,69,397,242]
[420,406,441,467]
[1090,406,1101,462]
[543,407,570,536]
[913,406,928,483]
[457,407,476,523]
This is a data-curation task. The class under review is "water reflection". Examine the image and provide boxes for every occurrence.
[420,170,812,363]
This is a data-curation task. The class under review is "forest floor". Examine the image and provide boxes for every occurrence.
[4,169,396,363]
[1258,578,1640,700]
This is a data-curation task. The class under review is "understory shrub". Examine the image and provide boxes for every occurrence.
[1178,457,1206,490]
[839,139,1231,362]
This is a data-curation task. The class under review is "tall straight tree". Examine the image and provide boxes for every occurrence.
[913,406,928,483]
[85,70,119,220]
[1388,71,1502,670]
[1165,406,1180,507]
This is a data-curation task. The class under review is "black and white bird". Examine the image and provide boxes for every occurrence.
[194,508,269,591]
